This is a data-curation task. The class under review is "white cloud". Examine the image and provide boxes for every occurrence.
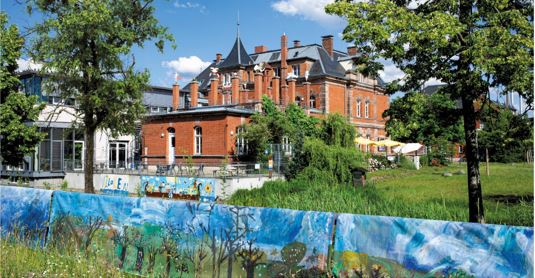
[173,1,207,14]
[16,59,42,72]
[271,0,344,26]
[161,56,211,75]
[378,62,404,83]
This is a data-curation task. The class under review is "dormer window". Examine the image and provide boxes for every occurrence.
[292,65,300,76]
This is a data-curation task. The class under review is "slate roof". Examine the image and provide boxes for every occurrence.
[217,36,254,69]
[183,39,387,93]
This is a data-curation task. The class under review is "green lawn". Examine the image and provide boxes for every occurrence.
[228,163,533,227]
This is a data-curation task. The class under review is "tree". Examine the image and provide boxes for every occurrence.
[0,12,44,168]
[478,107,533,163]
[320,113,356,148]
[28,0,174,193]
[326,0,533,223]
[384,91,464,145]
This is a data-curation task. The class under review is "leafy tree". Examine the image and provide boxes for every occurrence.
[0,12,45,168]
[320,113,356,148]
[326,0,533,223]
[384,91,464,145]
[28,0,174,193]
[479,107,533,163]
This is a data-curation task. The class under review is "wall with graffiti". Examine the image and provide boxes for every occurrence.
[140,176,216,202]
[0,186,52,244]
[99,174,130,196]
[0,185,533,277]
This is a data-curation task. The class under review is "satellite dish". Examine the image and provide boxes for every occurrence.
[305,70,310,81]
[254,62,266,73]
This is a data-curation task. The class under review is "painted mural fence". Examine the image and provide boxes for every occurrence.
[0,186,52,245]
[0,185,533,277]
[140,175,216,202]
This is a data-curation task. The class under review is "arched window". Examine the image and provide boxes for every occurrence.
[194,126,202,155]
[236,127,248,155]
[309,96,316,109]
[356,99,361,117]
[365,101,369,118]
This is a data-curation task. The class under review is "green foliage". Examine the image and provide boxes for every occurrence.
[297,138,365,185]
[229,163,533,227]
[479,107,533,163]
[0,13,45,167]
[28,0,174,192]
[60,180,68,191]
[320,113,356,148]
[384,92,464,145]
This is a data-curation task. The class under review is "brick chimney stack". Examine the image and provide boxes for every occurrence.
[287,77,296,106]
[272,76,280,104]
[281,33,288,103]
[254,45,268,53]
[293,40,301,47]
[231,75,240,104]
[322,35,334,57]
[190,80,199,108]
[216,53,222,63]
[209,77,218,106]
[172,83,180,111]
[347,46,358,56]
[254,72,263,101]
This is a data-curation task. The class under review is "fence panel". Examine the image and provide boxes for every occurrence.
[333,213,534,278]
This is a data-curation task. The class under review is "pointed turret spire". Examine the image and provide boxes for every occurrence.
[218,16,253,69]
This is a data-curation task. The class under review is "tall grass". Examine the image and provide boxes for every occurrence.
[228,163,533,226]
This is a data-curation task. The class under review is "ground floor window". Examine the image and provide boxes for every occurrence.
[236,127,248,155]
[38,127,84,172]
[109,141,128,168]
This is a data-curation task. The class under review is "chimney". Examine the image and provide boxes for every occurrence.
[209,77,218,106]
[322,35,334,57]
[287,77,296,106]
[281,34,288,83]
[254,45,268,53]
[190,80,198,107]
[272,76,280,104]
[347,46,358,56]
[254,72,263,101]
[293,40,301,47]
[231,75,240,104]
[216,53,222,63]
[304,81,311,112]
[172,83,180,111]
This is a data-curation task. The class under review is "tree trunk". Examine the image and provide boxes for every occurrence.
[84,125,95,193]
[119,245,128,269]
[461,95,485,223]
[226,249,233,278]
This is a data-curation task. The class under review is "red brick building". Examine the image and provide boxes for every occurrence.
[142,33,389,164]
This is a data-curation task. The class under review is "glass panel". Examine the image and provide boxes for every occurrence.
[64,141,73,171]
[118,143,126,168]
[109,143,117,168]
[39,140,50,171]
[74,129,84,141]
[51,141,63,171]
[52,128,63,140]
[74,142,83,170]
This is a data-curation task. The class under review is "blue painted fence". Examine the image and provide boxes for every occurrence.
[0,185,533,277]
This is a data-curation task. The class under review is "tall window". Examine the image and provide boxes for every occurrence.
[309,96,316,109]
[274,67,280,77]
[364,101,369,118]
[356,99,361,117]
[292,64,300,76]
[282,136,292,154]
[194,126,202,155]
[236,127,248,155]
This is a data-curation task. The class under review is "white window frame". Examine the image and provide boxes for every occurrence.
[236,127,248,155]
[194,126,202,155]
[356,99,361,117]
[151,106,159,113]
[365,101,369,118]
[282,136,292,154]
[309,96,316,109]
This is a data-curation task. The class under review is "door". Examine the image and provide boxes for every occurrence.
[109,142,127,168]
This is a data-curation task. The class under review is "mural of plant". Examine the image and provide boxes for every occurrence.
[224,206,255,278]
[110,225,134,269]
[236,239,265,278]
[268,241,307,277]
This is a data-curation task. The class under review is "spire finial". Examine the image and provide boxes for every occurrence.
[237,10,240,38]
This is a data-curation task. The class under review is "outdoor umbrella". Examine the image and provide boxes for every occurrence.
[374,139,405,147]
[393,143,424,154]
[355,137,376,145]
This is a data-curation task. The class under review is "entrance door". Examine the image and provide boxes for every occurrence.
[168,128,175,165]
[73,141,84,170]
[51,140,63,171]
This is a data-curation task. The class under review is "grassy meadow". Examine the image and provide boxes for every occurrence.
[228,163,534,227]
